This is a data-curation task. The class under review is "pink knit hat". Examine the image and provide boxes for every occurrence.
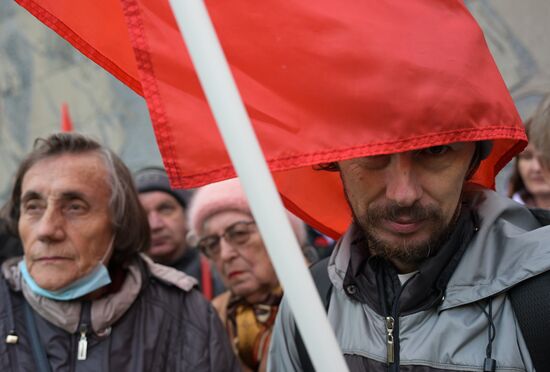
[187,178,307,245]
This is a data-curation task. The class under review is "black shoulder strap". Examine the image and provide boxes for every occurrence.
[508,269,550,371]
[295,257,333,372]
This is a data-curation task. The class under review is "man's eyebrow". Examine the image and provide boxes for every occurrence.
[58,191,88,201]
[20,191,42,204]
[158,201,176,209]
[20,191,89,204]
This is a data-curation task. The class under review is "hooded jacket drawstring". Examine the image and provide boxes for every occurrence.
[477,298,497,372]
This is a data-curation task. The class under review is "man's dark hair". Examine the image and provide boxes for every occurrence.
[2,133,150,265]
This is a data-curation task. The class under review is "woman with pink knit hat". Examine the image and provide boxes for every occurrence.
[187,178,311,372]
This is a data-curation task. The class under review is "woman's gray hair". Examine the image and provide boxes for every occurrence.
[2,132,150,265]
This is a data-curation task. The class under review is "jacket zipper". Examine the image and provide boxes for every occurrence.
[385,316,395,364]
[77,324,89,361]
[386,278,411,372]
[72,302,91,371]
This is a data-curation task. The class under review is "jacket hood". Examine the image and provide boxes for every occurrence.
[328,188,550,309]
[442,190,550,309]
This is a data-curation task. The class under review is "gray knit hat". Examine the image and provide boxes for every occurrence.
[134,167,193,209]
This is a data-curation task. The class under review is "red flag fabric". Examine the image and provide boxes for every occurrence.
[61,102,74,132]
[16,0,526,237]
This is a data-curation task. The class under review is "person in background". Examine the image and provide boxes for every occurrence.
[0,133,239,371]
[187,178,312,372]
[135,167,224,299]
[507,118,550,208]
[306,225,335,260]
[529,95,550,184]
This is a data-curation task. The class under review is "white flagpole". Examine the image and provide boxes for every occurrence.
[167,1,349,371]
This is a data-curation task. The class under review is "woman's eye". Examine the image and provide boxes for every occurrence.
[518,151,533,160]
[229,230,248,238]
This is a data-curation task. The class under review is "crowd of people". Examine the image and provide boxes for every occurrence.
[0,132,329,371]
[0,96,548,371]
[1,8,550,372]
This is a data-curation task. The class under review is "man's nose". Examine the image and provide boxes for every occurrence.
[385,154,423,207]
[37,207,65,242]
[148,212,165,230]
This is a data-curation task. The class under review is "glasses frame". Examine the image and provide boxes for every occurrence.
[196,220,256,259]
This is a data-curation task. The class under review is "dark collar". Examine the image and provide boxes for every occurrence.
[170,248,200,274]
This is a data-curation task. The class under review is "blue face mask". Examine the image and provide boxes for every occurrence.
[19,240,114,301]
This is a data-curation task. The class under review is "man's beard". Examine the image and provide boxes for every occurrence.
[352,201,458,268]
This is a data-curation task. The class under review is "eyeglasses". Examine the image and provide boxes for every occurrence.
[196,221,256,259]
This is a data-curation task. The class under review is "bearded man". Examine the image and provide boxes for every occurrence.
[269,138,550,372]
[267,2,550,371]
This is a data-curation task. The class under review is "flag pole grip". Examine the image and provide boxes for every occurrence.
[168,1,349,371]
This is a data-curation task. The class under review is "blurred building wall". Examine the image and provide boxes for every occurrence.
[0,0,162,203]
[1,0,549,203]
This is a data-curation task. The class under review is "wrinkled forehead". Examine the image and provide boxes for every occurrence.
[21,153,111,200]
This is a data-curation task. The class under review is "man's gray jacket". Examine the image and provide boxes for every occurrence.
[268,189,550,371]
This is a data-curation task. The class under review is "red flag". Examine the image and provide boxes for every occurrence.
[16,0,526,237]
[61,102,74,132]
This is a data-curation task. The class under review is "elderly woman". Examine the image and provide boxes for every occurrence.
[0,133,239,371]
[187,179,311,372]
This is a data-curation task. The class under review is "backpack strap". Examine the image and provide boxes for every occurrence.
[508,269,550,371]
[295,257,333,372]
